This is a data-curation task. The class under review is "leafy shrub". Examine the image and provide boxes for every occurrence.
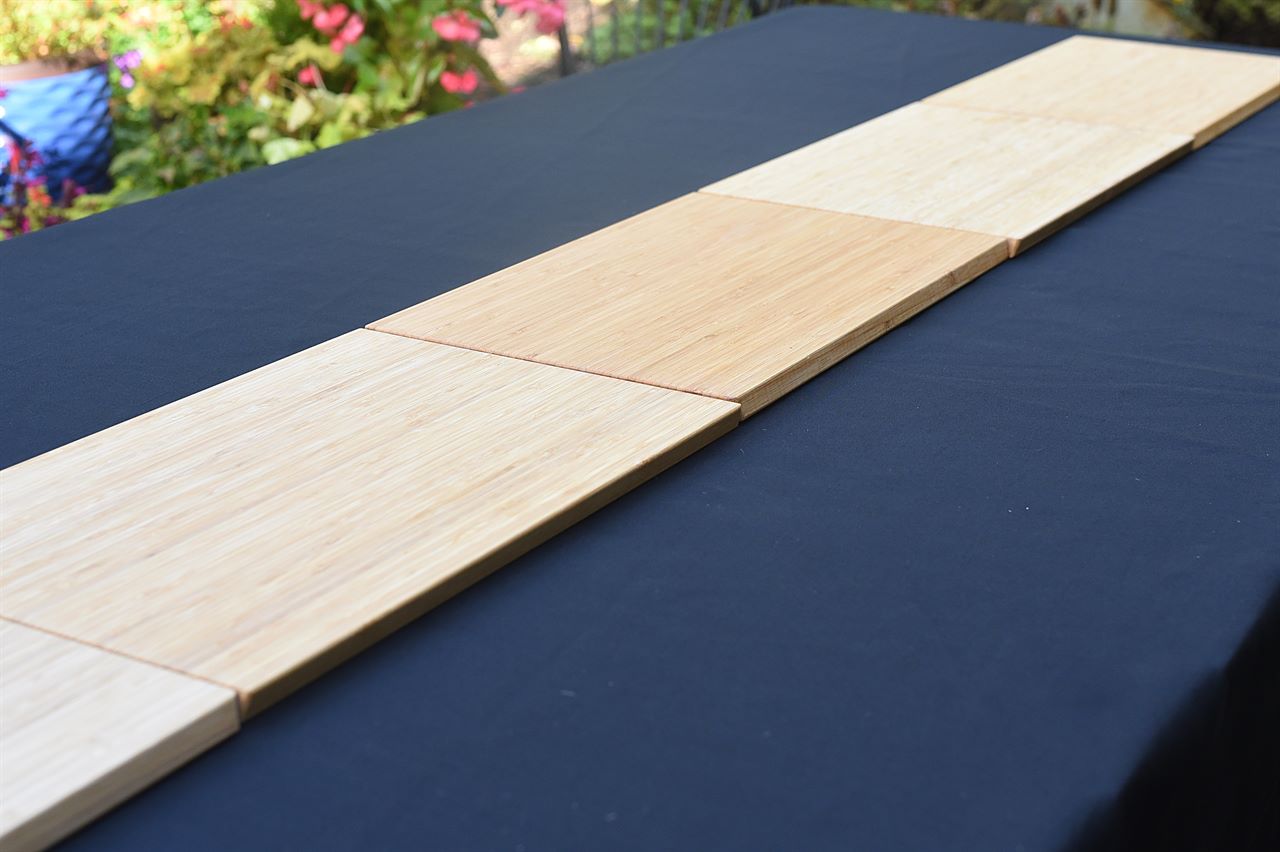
[1,0,563,236]
[103,1,513,200]
[0,0,123,66]
[1194,0,1280,45]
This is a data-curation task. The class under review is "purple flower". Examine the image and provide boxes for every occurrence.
[120,72,135,89]
[112,50,142,72]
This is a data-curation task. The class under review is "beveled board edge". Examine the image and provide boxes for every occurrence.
[1007,135,1193,255]
[237,385,738,716]
[0,618,240,852]
[696,103,1195,254]
[727,228,1010,416]
[1192,82,1280,148]
[3,23,1267,845]
[922,33,1280,149]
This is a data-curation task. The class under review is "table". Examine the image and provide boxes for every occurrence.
[3,7,1278,850]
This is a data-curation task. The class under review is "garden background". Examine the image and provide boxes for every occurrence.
[2,0,1278,239]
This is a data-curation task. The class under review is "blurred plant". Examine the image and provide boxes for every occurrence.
[0,119,98,237]
[1193,0,1280,45]
[497,0,569,33]
[97,0,501,203]
[0,0,127,66]
[0,0,565,232]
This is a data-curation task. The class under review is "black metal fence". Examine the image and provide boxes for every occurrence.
[561,0,796,74]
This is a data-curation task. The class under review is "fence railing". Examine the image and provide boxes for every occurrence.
[561,0,795,74]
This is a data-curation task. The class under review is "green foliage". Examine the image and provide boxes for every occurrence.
[83,1,505,205]
[1193,0,1280,45]
[1,1,526,236]
[1220,0,1280,21]
[0,0,124,65]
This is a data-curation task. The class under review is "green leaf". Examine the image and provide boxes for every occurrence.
[286,96,317,132]
[316,122,346,149]
[426,55,446,84]
[261,137,316,165]
[282,38,342,71]
[356,61,383,91]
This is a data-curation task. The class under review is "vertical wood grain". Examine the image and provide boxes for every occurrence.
[0,331,738,714]
[371,193,1008,416]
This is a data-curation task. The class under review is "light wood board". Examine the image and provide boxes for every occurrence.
[702,102,1192,254]
[925,35,1280,149]
[0,619,238,852]
[369,193,1007,417]
[0,331,738,714]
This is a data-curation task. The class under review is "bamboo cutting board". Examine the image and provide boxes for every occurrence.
[925,35,1280,149]
[702,102,1192,254]
[0,331,738,714]
[370,193,1007,417]
[0,619,238,852]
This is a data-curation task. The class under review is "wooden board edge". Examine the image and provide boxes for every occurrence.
[7,700,239,852]
[925,36,1280,152]
[0,625,239,852]
[735,236,1009,418]
[1192,81,1280,148]
[235,400,740,716]
[1009,134,1194,255]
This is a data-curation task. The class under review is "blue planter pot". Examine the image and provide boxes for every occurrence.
[0,62,113,201]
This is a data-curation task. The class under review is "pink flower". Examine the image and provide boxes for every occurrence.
[439,68,479,95]
[297,63,322,86]
[329,12,364,52]
[535,1,565,34]
[432,10,482,43]
[495,0,565,32]
[340,13,363,41]
[311,3,349,35]
[298,0,322,21]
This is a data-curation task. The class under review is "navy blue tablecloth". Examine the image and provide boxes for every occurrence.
[2,7,1277,851]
